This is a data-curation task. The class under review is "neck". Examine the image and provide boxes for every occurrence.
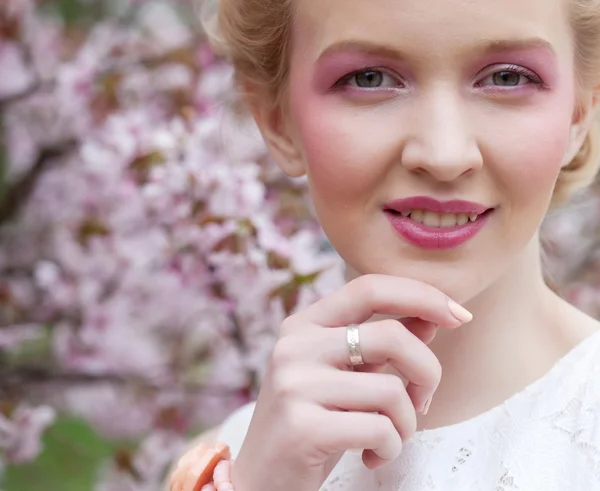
[422,235,596,427]
[432,234,556,372]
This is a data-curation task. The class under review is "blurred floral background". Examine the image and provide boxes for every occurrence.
[0,1,599,490]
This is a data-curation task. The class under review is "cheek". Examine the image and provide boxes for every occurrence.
[484,100,572,206]
[289,86,394,206]
[479,90,575,248]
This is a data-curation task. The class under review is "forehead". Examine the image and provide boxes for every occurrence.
[292,0,573,60]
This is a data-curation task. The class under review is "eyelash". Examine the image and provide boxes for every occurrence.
[475,64,544,89]
[333,67,403,90]
[332,64,544,91]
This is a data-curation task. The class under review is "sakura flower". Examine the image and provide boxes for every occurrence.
[0,405,56,464]
[0,42,35,100]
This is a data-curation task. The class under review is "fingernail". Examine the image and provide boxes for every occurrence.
[448,299,473,323]
[421,397,432,415]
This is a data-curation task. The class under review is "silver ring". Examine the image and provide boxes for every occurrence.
[347,324,364,366]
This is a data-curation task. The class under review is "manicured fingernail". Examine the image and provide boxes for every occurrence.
[421,397,432,415]
[448,299,473,323]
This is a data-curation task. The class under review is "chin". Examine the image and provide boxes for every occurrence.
[346,257,495,305]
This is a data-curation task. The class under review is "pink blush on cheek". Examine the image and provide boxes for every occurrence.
[495,109,571,195]
[287,52,393,175]
[289,67,345,167]
[289,81,376,192]
[295,105,354,178]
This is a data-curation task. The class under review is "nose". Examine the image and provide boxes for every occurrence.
[400,91,483,181]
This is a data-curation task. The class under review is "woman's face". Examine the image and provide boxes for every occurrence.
[267,0,588,301]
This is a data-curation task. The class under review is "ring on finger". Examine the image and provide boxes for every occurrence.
[347,324,365,366]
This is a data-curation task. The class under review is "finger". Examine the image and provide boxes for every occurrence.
[362,448,389,470]
[299,274,471,329]
[279,318,440,412]
[314,409,402,466]
[402,318,439,345]
[305,369,417,442]
[213,460,232,487]
[325,319,441,412]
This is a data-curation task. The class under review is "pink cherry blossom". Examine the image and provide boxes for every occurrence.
[0,42,35,99]
[0,405,56,464]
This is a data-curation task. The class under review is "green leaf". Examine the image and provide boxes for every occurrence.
[2,417,120,491]
[49,0,93,25]
[41,0,108,26]
[4,325,52,366]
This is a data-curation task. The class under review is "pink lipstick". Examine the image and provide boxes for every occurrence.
[384,196,494,249]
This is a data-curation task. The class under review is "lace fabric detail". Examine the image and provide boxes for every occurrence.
[219,331,600,491]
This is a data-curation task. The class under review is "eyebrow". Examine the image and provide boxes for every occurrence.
[316,37,556,61]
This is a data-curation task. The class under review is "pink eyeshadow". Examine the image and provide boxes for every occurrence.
[312,52,409,91]
[467,47,560,86]
[311,45,561,92]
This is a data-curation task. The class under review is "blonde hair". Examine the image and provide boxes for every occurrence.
[200,0,293,112]
[201,0,600,204]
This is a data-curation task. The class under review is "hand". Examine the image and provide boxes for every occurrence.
[231,274,472,491]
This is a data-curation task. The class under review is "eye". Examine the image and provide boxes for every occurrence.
[338,69,403,89]
[477,65,542,88]
[490,71,523,86]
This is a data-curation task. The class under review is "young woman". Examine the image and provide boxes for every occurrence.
[170,0,600,489]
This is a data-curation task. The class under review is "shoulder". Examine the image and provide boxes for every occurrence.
[216,401,257,458]
[572,329,600,405]
[538,328,600,426]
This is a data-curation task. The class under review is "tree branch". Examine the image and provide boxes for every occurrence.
[0,139,78,225]
[0,365,246,398]
[0,82,44,111]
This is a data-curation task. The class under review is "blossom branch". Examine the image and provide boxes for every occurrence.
[0,366,247,398]
[0,82,42,110]
[0,139,77,225]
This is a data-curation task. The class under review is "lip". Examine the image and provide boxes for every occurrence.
[383,196,494,250]
[384,196,490,215]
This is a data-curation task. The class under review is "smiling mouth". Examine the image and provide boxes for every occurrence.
[385,208,494,228]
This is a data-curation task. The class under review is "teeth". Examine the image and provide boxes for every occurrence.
[410,210,424,223]
[440,213,457,227]
[423,211,440,227]
[404,209,480,228]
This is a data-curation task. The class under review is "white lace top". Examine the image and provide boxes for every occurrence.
[218,330,600,490]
